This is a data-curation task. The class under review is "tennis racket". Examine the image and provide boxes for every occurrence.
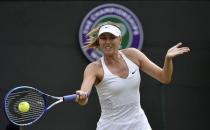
[3,86,77,126]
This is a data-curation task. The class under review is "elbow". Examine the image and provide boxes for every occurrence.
[159,71,172,84]
[159,74,172,84]
[162,80,171,84]
[161,78,172,84]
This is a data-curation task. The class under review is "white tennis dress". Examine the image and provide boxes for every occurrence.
[95,51,152,130]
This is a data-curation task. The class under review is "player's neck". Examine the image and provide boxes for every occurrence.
[104,51,122,65]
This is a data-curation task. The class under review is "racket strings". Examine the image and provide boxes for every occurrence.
[5,88,45,125]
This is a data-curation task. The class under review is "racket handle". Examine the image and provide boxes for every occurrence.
[63,94,77,102]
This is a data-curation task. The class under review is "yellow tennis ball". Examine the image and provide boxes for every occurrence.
[18,101,30,113]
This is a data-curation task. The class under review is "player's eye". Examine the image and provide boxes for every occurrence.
[99,36,106,40]
[110,36,116,40]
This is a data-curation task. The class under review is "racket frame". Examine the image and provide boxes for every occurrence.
[3,86,76,126]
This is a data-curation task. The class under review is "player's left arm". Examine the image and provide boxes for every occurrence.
[160,42,190,83]
[126,42,190,84]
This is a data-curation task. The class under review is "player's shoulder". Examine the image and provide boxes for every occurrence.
[89,60,101,67]
[84,60,103,79]
[121,47,142,57]
[85,60,102,71]
[120,48,144,67]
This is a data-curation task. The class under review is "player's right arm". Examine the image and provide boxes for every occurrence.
[75,62,98,106]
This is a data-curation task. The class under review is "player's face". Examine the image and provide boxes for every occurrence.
[98,33,121,55]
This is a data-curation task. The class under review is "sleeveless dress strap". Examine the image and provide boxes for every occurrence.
[119,51,139,72]
[100,56,112,75]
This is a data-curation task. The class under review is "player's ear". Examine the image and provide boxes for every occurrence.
[119,36,122,43]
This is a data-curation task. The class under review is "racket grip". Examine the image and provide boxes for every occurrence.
[63,94,77,102]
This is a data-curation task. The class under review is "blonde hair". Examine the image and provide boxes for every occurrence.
[83,21,121,49]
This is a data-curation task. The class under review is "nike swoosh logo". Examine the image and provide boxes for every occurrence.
[132,70,137,74]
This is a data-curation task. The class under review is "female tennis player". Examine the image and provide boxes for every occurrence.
[75,21,190,130]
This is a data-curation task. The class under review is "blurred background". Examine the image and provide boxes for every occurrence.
[0,1,209,130]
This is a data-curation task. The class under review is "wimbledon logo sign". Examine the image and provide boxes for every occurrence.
[79,3,144,62]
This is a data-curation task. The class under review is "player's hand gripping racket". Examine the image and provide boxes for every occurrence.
[3,86,78,126]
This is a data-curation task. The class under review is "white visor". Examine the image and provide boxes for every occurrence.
[98,25,121,37]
